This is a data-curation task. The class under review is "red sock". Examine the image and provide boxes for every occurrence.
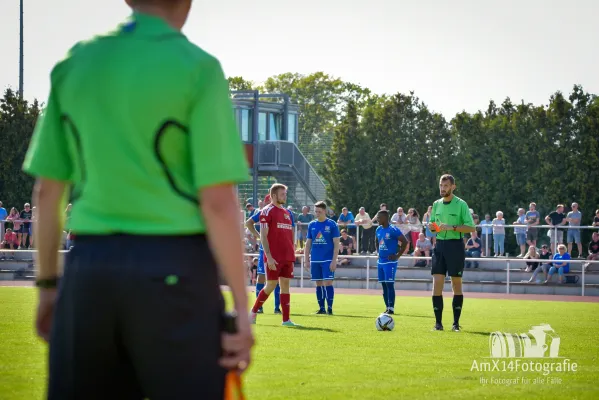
[280,293,290,322]
[252,290,270,313]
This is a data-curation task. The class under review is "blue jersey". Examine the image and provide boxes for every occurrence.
[307,218,340,262]
[376,225,404,261]
[250,211,261,234]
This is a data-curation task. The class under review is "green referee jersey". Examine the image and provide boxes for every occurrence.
[429,195,475,240]
[22,12,249,235]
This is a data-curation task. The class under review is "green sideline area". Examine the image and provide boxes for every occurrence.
[0,288,597,399]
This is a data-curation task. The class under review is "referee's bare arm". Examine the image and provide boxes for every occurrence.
[203,185,249,316]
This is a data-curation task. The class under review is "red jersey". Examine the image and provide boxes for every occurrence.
[260,204,295,263]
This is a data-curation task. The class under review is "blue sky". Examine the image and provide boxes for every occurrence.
[1,0,597,117]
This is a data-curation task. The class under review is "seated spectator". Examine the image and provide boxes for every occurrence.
[583,232,599,272]
[465,231,482,268]
[1,228,19,260]
[337,229,355,266]
[528,244,552,283]
[544,244,571,284]
[248,257,258,286]
[413,233,432,267]
[522,246,539,272]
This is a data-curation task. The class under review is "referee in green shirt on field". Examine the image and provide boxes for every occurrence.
[428,174,475,332]
[22,1,254,398]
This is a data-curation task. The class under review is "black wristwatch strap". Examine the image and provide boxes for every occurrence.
[35,277,60,289]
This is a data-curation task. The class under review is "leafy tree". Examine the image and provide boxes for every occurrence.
[0,88,41,210]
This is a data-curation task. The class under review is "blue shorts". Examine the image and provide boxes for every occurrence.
[377,261,398,283]
[310,261,334,281]
[257,247,265,275]
[567,229,581,244]
[516,233,527,246]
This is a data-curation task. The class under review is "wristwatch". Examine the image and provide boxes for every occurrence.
[453,225,457,231]
[35,277,60,289]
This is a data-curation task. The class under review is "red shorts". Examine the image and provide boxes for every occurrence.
[266,261,295,281]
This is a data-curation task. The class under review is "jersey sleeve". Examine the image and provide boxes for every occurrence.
[189,58,249,191]
[306,222,314,240]
[22,82,74,181]
[461,202,475,227]
[331,221,340,238]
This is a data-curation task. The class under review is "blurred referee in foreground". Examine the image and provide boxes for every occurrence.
[22,0,254,398]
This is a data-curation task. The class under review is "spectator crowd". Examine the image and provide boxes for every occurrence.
[241,199,599,284]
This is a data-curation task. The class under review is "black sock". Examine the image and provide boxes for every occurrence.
[453,295,464,325]
[432,295,443,325]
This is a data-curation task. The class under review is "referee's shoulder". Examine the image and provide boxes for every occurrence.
[453,195,469,207]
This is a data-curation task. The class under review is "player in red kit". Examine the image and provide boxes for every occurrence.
[250,183,299,326]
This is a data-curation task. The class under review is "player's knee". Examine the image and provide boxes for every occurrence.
[432,274,444,294]
[451,278,463,295]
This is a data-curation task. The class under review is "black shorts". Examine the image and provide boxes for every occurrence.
[48,234,227,400]
[431,239,465,278]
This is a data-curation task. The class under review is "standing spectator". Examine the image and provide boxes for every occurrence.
[565,202,583,258]
[545,204,567,254]
[0,201,7,239]
[525,202,541,247]
[337,207,355,237]
[544,245,571,284]
[480,214,493,257]
[327,208,337,222]
[18,203,33,249]
[371,203,388,224]
[355,207,375,254]
[423,205,436,247]
[6,208,21,241]
[513,208,527,257]
[29,206,37,248]
[593,209,599,227]
[245,203,257,219]
[407,208,421,250]
[391,207,411,254]
[413,233,433,267]
[584,232,599,271]
[492,211,506,257]
[464,231,482,268]
[297,206,314,249]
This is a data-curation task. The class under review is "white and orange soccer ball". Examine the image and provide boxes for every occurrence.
[375,313,395,331]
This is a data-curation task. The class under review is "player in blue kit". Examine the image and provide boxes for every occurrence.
[375,210,409,314]
[304,201,341,315]
[245,194,281,314]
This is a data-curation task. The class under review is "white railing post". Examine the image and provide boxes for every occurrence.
[581,260,585,297]
[366,257,370,290]
[554,226,558,252]
[356,225,360,254]
[506,258,510,294]
[485,233,489,257]
[300,255,304,288]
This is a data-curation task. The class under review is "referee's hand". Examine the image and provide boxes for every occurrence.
[35,288,58,343]
[220,318,254,373]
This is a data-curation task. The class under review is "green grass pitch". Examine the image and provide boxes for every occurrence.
[0,287,598,399]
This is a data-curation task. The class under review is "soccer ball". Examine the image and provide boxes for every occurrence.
[375,313,395,331]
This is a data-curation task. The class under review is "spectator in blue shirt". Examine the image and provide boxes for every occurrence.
[545,244,571,284]
[337,207,355,236]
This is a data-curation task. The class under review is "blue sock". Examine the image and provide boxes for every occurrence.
[316,286,325,310]
[382,283,389,308]
[386,282,396,309]
[274,284,281,310]
[325,285,334,309]
[256,282,265,298]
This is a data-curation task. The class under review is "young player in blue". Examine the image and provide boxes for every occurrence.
[375,210,409,314]
[245,194,281,314]
[304,201,340,315]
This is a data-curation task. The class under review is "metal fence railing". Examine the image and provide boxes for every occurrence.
[241,252,599,297]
